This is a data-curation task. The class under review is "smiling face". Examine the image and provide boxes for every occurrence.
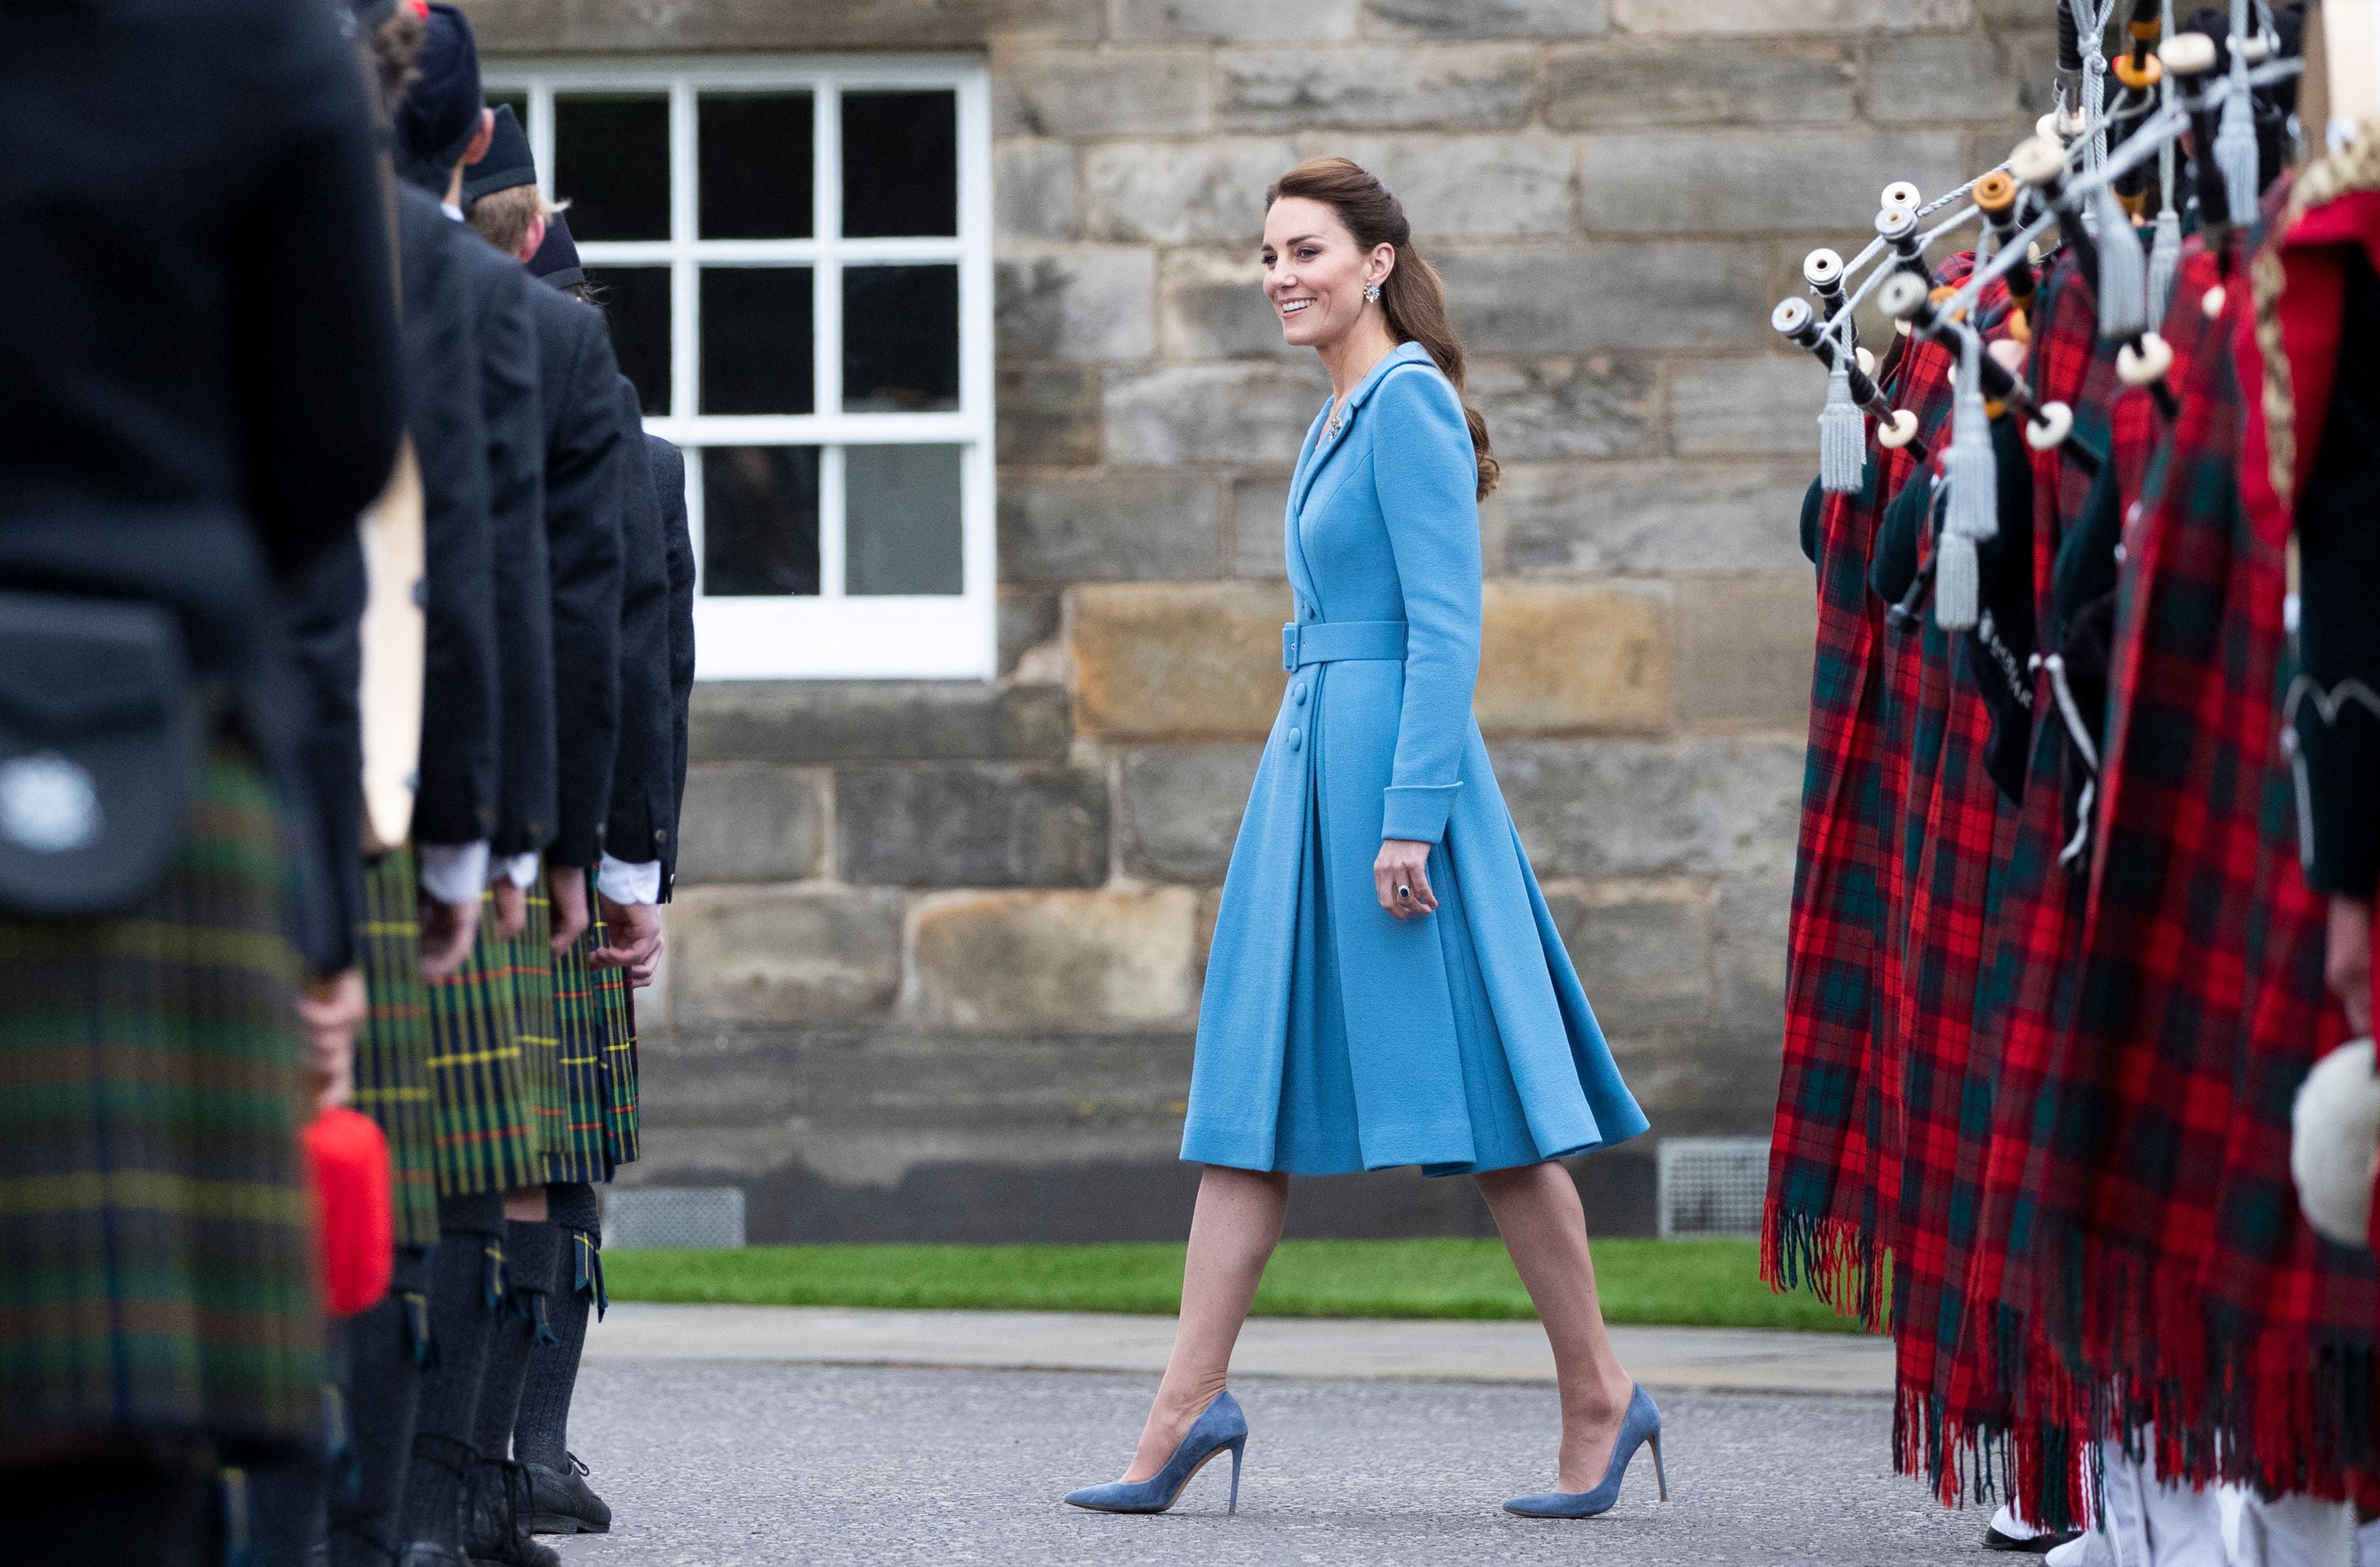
[1262,195,1393,352]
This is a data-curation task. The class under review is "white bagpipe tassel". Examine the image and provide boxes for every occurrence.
[2091,180,2148,340]
[1936,334,1996,632]
[2148,1,2184,318]
[2214,0,2261,224]
[1819,353,1864,494]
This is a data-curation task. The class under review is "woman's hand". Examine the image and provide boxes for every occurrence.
[1375,838,1438,920]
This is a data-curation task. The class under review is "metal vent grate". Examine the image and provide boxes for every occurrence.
[604,1187,747,1252]
[1656,1137,1769,1238]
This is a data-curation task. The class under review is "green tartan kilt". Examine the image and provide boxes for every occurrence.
[354,852,440,1250]
[0,748,323,1453]
[507,880,562,1166]
[423,890,538,1197]
[547,916,614,1185]
[595,928,639,1169]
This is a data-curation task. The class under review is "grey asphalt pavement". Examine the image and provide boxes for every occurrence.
[551,1360,1987,1565]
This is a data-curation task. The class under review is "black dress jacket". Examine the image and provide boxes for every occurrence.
[0,0,401,970]
[524,283,626,867]
[651,435,696,897]
[450,231,556,860]
[397,190,501,849]
[602,386,678,874]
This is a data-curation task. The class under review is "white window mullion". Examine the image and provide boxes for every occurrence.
[819,444,846,599]
[683,446,705,596]
[955,67,995,603]
[530,82,555,205]
[815,82,844,420]
[670,81,698,423]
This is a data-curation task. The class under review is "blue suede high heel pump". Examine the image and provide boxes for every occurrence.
[1502,1383,1667,1519]
[1063,1390,1247,1515]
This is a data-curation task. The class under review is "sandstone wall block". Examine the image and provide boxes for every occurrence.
[1228,475,1295,578]
[1610,0,1973,32]
[1084,139,1300,245]
[1867,32,2028,123]
[1578,129,1969,235]
[1542,886,1713,1037]
[1499,459,1813,577]
[997,362,1103,467]
[1466,355,1656,461]
[1546,40,1856,128]
[474,0,1103,50]
[999,586,1065,675]
[1299,134,1576,240]
[1217,45,1536,132]
[1672,574,1817,730]
[1434,242,1771,353]
[836,762,1110,887]
[693,681,1073,764]
[1119,744,1264,882]
[1670,355,1823,458]
[1158,249,1301,361]
[993,139,1082,242]
[995,247,1159,363]
[1072,581,1290,741]
[906,889,1204,1029]
[1103,361,1330,465]
[1000,469,1222,583]
[992,46,1213,137]
[1494,735,1804,880]
[669,886,906,1026]
[1712,874,1792,1033]
[675,763,825,885]
[1111,0,1362,43]
[1364,0,1610,39]
[1476,582,1671,738]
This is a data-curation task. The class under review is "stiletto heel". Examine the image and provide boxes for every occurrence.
[1502,1383,1666,1519]
[1064,1390,1251,1515]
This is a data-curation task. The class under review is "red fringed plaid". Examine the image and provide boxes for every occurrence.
[1882,261,2023,1496]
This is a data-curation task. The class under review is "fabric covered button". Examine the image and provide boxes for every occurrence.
[1287,727,1303,752]
[1292,681,1307,706]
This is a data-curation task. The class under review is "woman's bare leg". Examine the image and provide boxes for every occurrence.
[1120,1164,1289,1483]
[1476,1161,1638,1491]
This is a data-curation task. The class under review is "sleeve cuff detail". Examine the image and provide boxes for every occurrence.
[598,854,663,905]
[416,841,492,907]
[1381,783,1461,844]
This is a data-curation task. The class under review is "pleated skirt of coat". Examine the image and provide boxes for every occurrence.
[0,747,323,1453]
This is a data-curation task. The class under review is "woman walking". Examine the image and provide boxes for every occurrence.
[1063,158,1660,1522]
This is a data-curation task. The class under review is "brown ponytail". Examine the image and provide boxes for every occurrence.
[1265,156,1499,501]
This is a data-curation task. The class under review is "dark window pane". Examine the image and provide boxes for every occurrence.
[840,91,957,238]
[700,93,813,239]
[592,266,671,417]
[702,446,819,596]
[841,265,957,413]
[701,268,814,415]
[489,90,528,124]
[554,94,669,240]
[845,444,963,596]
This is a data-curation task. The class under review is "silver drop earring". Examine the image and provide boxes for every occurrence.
[1364,283,1381,302]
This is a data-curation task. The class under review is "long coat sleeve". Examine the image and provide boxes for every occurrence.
[601,394,679,870]
[652,436,696,898]
[525,283,626,867]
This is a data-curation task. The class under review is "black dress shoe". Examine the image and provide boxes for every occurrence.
[1983,1521,2080,1553]
[463,1459,561,1567]
[397,1545,469,1567]
[523,1454,611,1536]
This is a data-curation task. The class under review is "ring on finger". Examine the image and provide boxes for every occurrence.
[1396,884,1413,901]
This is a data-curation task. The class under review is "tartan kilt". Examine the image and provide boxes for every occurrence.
[507,880,562,1164]
[0,746,323,1454]
[545,902,642,1185]
[355,851,441,1250]
[423,890,539,1197]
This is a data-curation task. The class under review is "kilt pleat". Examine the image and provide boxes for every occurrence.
[354,852,440,1250]
[594,929,639,1169]
[508,882,561,1164]
[423,892,537,1196]
[0,747,322,1453]
[546,918,614,1185]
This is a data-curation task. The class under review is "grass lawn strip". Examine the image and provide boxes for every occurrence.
[602,1237,1864,1334]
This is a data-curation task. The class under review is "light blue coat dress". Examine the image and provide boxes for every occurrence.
[1181,342,1649,1177]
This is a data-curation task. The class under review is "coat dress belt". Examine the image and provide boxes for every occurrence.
[1282,619,1408,672]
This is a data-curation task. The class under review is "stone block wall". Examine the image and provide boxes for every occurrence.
[478,0,2059,1241]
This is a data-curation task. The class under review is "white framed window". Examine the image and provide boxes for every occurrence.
[486,57,995,680]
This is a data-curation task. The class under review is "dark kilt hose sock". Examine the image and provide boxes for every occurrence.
[514,1182,609,1535]
[331,1248,436,1567]
[462,1220,561,1565]
[243,1439,331,1567]
[400,1196,507,1559]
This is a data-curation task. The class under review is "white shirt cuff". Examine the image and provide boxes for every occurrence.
[499,852,541,890]
[417,841,491,907]
[597,854,662,905]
